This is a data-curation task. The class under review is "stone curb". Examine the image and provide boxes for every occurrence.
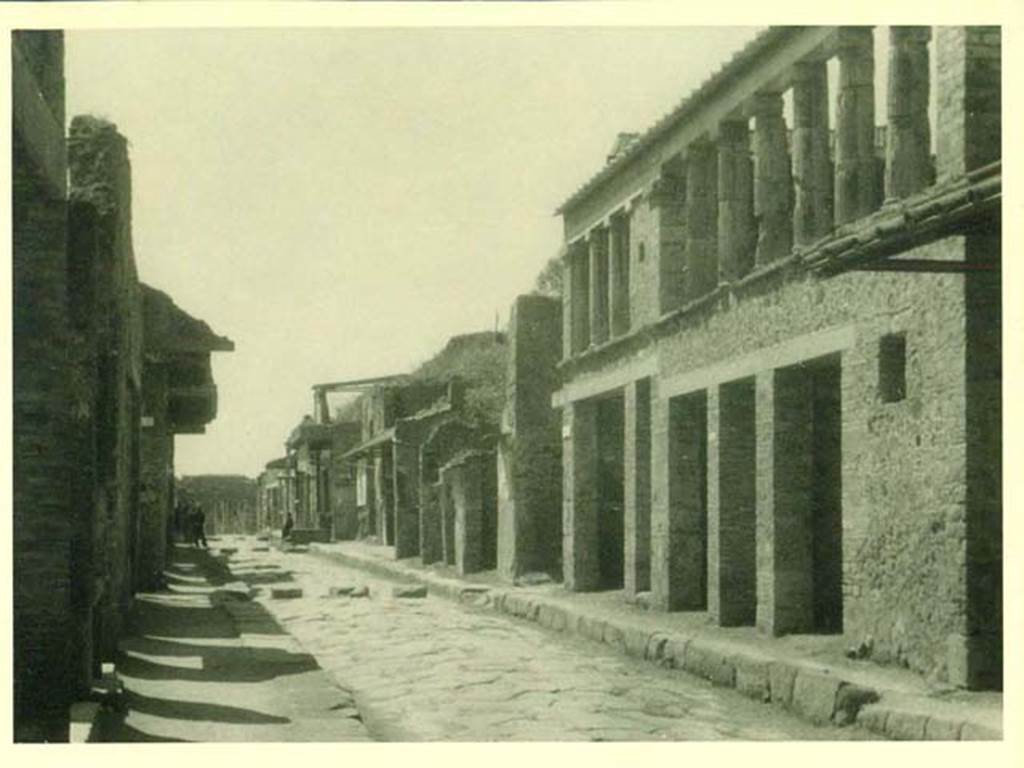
[305,545,1000,741]
[69,701,103,743]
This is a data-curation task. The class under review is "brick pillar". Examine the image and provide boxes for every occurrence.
[685,142,719,299]
[935,27,1001,181]
[560,247,573,361]
[419,480,443,565]
[653,391,708,611]
[589,227,610,345]
[651,174,687,313]
[717,120,755,281]
[623,379,652,597]
[753,92,793,265]
[886,27,932,200]
[708,379,757,626]
[756,368,814,636]
[792,60,833,245]
[392,441,420,558]
[835,27,880,224]
[563,399,599,591]
[440,479,456,566]
[569,240,590,354]
[450,457,494,576]
[608,214,631,337]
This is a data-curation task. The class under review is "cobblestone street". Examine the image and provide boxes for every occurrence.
[225,538,872,741]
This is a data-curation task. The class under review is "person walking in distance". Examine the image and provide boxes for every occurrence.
[193,503,209,549]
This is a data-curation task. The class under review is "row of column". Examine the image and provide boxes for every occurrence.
[664,26,932,301]
[568,214,631,355]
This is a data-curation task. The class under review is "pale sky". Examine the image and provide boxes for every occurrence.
[65,26,762,478]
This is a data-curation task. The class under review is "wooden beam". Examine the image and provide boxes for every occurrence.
[851,258,998,273]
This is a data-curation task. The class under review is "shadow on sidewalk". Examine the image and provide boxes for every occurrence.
[99,546,323,741]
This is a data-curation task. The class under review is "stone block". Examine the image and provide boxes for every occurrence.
[69,702,101,743]
[621,626,651,660]
[923,716,963,740]
[578,614,607,644]
[392,585,428,599]
[271,587,303,600]
[664,636,690,669]
[221,581,252,600]
[350,586,370,599]
[856,704,891,735]
[645,632,670,662]
[537,604,568,632]
[734,654,771,702]
[682,640,736,687]
[959,721,1001,741]
[602,622,627,653]
[504,593,529,618]
[327,586,357,597]
[792,669,841,724]
[219,547,238,555]
[885,709,929,740]
[833,683,879,725]
[526,600,541,622]
[514,572,553,587]
[285,545,309,554]
[253,546,270,552]
[768,661,799,707]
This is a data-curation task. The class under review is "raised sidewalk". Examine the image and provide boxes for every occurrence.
[302,538,1001,741]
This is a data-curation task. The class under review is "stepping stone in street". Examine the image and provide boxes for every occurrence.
[222,581,253,600]
[253,546,270,552]
[349,586,370,598]
[271,587,304,600]
[286,545,309,554]
[514,572,552,587]
[219,547,238,556]
[391,584,428,599]
[327,586,358,597]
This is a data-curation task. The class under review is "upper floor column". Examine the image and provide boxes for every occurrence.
[685,141,719,300]
[717,120,755,282]
[567,239,590,356]
[588,226,610,346]
[835,27,880,225]
[886,27,933,200]
[791,60,833,244]
[753,92,793,265]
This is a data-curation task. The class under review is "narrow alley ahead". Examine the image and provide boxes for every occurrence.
[126,537,874,742]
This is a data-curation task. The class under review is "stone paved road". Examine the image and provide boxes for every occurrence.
[225,538,873,742]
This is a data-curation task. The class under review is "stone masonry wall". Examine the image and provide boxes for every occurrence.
[641,234,995,684]
[497,295,564,581]
[13,100,74,742]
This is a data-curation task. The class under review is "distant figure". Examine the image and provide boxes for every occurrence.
[282,512,294,542]
[174,500,188,543]
[192,503,209,549]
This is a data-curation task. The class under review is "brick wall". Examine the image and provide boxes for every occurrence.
[13,123,75,742]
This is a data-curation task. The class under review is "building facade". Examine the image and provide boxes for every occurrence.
[555,26,1000,690]
[13,32,233,740]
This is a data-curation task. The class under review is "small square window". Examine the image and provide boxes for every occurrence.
[878,333,907,403]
